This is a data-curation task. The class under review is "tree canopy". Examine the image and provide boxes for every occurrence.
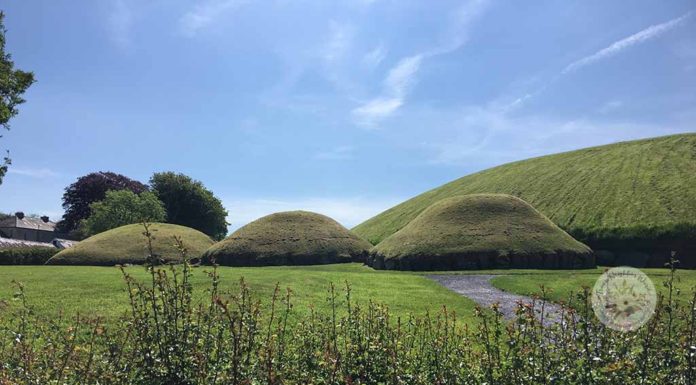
[57,172,148,234]
[80,190,166,237]
[150,172,228,240]
[0,11,35,186]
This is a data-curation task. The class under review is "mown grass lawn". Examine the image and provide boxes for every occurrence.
[3,263,695,327]
[0,263,481,324]
[490,267,696,304]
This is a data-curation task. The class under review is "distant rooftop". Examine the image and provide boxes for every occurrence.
[0,212,56,232]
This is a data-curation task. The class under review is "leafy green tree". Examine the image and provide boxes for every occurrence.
[81,190,166,236]
[0,11,35,186]
[150,172,228,240]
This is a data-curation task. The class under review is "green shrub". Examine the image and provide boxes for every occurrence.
[0,246,57,265]
[81,190,166,237]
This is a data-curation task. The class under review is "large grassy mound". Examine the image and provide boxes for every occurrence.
[355,134,696,267]
[203,211,372,266]
[46,223,214,266]
[369,194,594,270]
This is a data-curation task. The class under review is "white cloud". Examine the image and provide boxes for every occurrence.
[409,105,688,166]
[180,0,249,37]
[598,100,624,114]
[315,145,354,160]
[362,44,387,69]
[7,167,60,179]
[322,22,354,65]
[351,98,403,126]
[107,0,134,48]
[351,0,490,127]
[384,55,423,97]
[223,196,404,230]
[351,54,423,126]
[563,11,693,74]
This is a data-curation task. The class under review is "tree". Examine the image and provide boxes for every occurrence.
[150,172,228,240]
[0,12,35,186]
[57,172,148,234]
[81,190,166,236]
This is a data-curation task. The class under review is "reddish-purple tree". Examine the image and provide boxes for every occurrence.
[57,171,148,234]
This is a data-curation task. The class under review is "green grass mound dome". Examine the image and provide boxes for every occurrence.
[203,211,372,266]
[355,134,696,267]
[46,223,214,266]
[369,194,594,271]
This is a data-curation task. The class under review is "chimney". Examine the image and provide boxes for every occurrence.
[41,216,49,223]
[15,212,25,220]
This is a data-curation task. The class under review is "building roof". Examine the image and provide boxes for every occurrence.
[0,215,56,232]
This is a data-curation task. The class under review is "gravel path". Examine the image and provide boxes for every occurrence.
[428,274,564,326]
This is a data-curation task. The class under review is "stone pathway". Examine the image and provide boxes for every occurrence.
[428,274,564,326]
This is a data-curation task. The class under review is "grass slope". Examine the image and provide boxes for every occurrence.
[370,194,593,270]
[204,211,372,266]
[354,134,696,264]
[0,264,480,324]
[46,223,214,266]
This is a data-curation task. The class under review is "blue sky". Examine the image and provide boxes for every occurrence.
[0,0,694,230]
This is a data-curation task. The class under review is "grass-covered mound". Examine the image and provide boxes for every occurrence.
[369,194,594,270]
[355,133,696,267]
[203,211,371,266]
[46,223,214,266]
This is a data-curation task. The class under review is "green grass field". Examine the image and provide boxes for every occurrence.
[353,134,696,249]
[0,263,480,324]
[490,268,696,305]
[3,263,696,327]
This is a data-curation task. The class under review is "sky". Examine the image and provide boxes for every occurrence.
[0,0,694,231]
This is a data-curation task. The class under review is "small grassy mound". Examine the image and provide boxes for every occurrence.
[355,134,696,267]
[46,223,214,266]
[369,194,594,270]
[203,211,372,266]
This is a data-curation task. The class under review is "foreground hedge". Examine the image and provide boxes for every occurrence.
[0,246,57,265]
[1,237,695,384]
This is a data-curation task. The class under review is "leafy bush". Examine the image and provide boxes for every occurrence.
[81,190,166,236]
[1,229,694,383]
[0,246,57,265]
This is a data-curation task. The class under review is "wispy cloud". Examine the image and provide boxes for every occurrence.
[8,167,60,179]
[106,0,134,49]
[322,21,354,65]
[352,98,403,125]
[223,196,404,230]
[503,11,693,111]
[180,0,249,37]
[352,54,423,126]
[362,44,387,69]
[563,11,693,74]
[403,104,688,166]
[598,100,624,114]
[315,145,354,160]
[351,0,490,127]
